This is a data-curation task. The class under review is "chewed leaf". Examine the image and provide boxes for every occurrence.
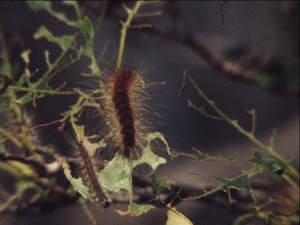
[34,26,74,51]
[61,159,91,200]
[213,174,251,203]
[27,1,79,28]
[249,151,287,175]
[80,17,94,45]
[133,132,169,171]
[129,202,154,215]
[83,138,106,157]
[166,205,193,225]
[70,117,106,156]
[150,174,171,193]
[116,202,154,216]
[27,1,52,11]
[214,175,251,191]
[99,155,132,193]
[70,116,84,141]
[99,132,169,193]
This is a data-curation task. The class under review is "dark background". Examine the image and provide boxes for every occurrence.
[0,1,298,225]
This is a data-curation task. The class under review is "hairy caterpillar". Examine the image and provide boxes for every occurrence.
[73,139,110,208]
[103,68,150,160]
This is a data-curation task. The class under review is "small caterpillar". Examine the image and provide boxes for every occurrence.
[104,68,148,159]
[75,140,110,208]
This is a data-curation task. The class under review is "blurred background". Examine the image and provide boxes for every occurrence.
[0,1,298,225]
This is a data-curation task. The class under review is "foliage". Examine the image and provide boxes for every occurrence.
[0,1,299,225]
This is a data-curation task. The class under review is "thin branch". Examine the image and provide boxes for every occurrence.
[0,127,24,149]
[220,1,229,26]
[187,74,299,187]
[136,23,298,96]
[178,69,188,95]
[188,100,223,120]
[142,25,254,83]
[117,1,145,70]
[109,171,293,214]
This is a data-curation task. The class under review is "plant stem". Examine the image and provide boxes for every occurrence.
[187,75,299,191]
[0,127,23,149]
[117,1,144,70]
[8,86,76,95]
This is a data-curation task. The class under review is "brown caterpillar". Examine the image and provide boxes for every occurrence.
[103,68,148,159]
[75,140,110,208]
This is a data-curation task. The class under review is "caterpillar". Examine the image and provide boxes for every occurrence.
[74,140,110,208]
[103,68,148,160]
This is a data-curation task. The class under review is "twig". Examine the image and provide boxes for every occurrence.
[117,1,145,70]
[142,25,254,84]
[0,127,24,149]
[220,1,229,26]
[112,172,292,214]
[187,74,299,189]
[178,69,188,95]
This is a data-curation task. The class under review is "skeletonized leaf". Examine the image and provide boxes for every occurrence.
[133,132,169,171]
[62,159,91,200]
[99,154,132,193]
[116,202,154,216]
[27,1,79,28]
[34,26,75,51]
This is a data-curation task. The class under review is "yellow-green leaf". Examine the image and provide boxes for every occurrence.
[166,206,193,225]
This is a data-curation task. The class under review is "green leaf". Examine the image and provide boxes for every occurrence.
[249,151,287,175]
[99,132,169,214]
[99,132,169,195]
[213,174,252,203]
[20,50,31,65]
[128,202,154,216]
[166,206,193,225]
[14,93,33,105]
[150,174,171,193]
[62,159,91,200]
[27,1,79,28]
[99,155,132,193]
[34,26,75,51]
[248,151,266,166]
[27,1,52,12]
[70,116,85,141]
[133,132,169,171]
[116,202,154,216]
[80,17,94,45]
[213,174,251,191]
